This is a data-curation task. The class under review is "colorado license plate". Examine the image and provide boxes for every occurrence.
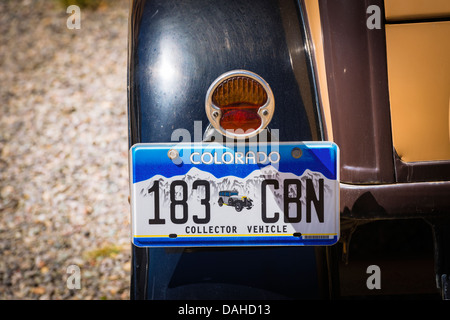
[130,141,339,247]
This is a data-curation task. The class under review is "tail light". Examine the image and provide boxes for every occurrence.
[205,70,275,139]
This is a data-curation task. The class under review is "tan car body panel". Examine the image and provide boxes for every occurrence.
[304,0,334,142]
[385,0,450,21]
[385,21,450,162]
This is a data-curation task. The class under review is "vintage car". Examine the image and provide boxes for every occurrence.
[128,0,450,299]
[218,190,253,212]
[218,190,239,207]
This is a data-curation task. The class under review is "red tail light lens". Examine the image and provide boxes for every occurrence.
[212,77,267,132]
[206,70,274,139]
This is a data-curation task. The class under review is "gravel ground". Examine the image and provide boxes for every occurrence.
[0,0,131,299]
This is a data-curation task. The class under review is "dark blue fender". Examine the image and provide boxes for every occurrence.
[128,0,333,299]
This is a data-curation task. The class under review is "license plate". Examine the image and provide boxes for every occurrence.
[130,141,339,247]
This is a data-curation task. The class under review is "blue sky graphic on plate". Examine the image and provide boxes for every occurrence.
[131,142,338,183]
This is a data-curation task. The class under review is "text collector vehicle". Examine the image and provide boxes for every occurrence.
[128,0,450,299]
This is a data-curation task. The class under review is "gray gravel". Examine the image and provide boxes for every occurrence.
[0,0,131,299]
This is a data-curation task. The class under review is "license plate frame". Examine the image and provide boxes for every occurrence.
[130,141,339,247]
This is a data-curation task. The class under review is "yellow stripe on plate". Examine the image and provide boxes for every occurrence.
[134,233,337,238]
[134,234,292,238]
